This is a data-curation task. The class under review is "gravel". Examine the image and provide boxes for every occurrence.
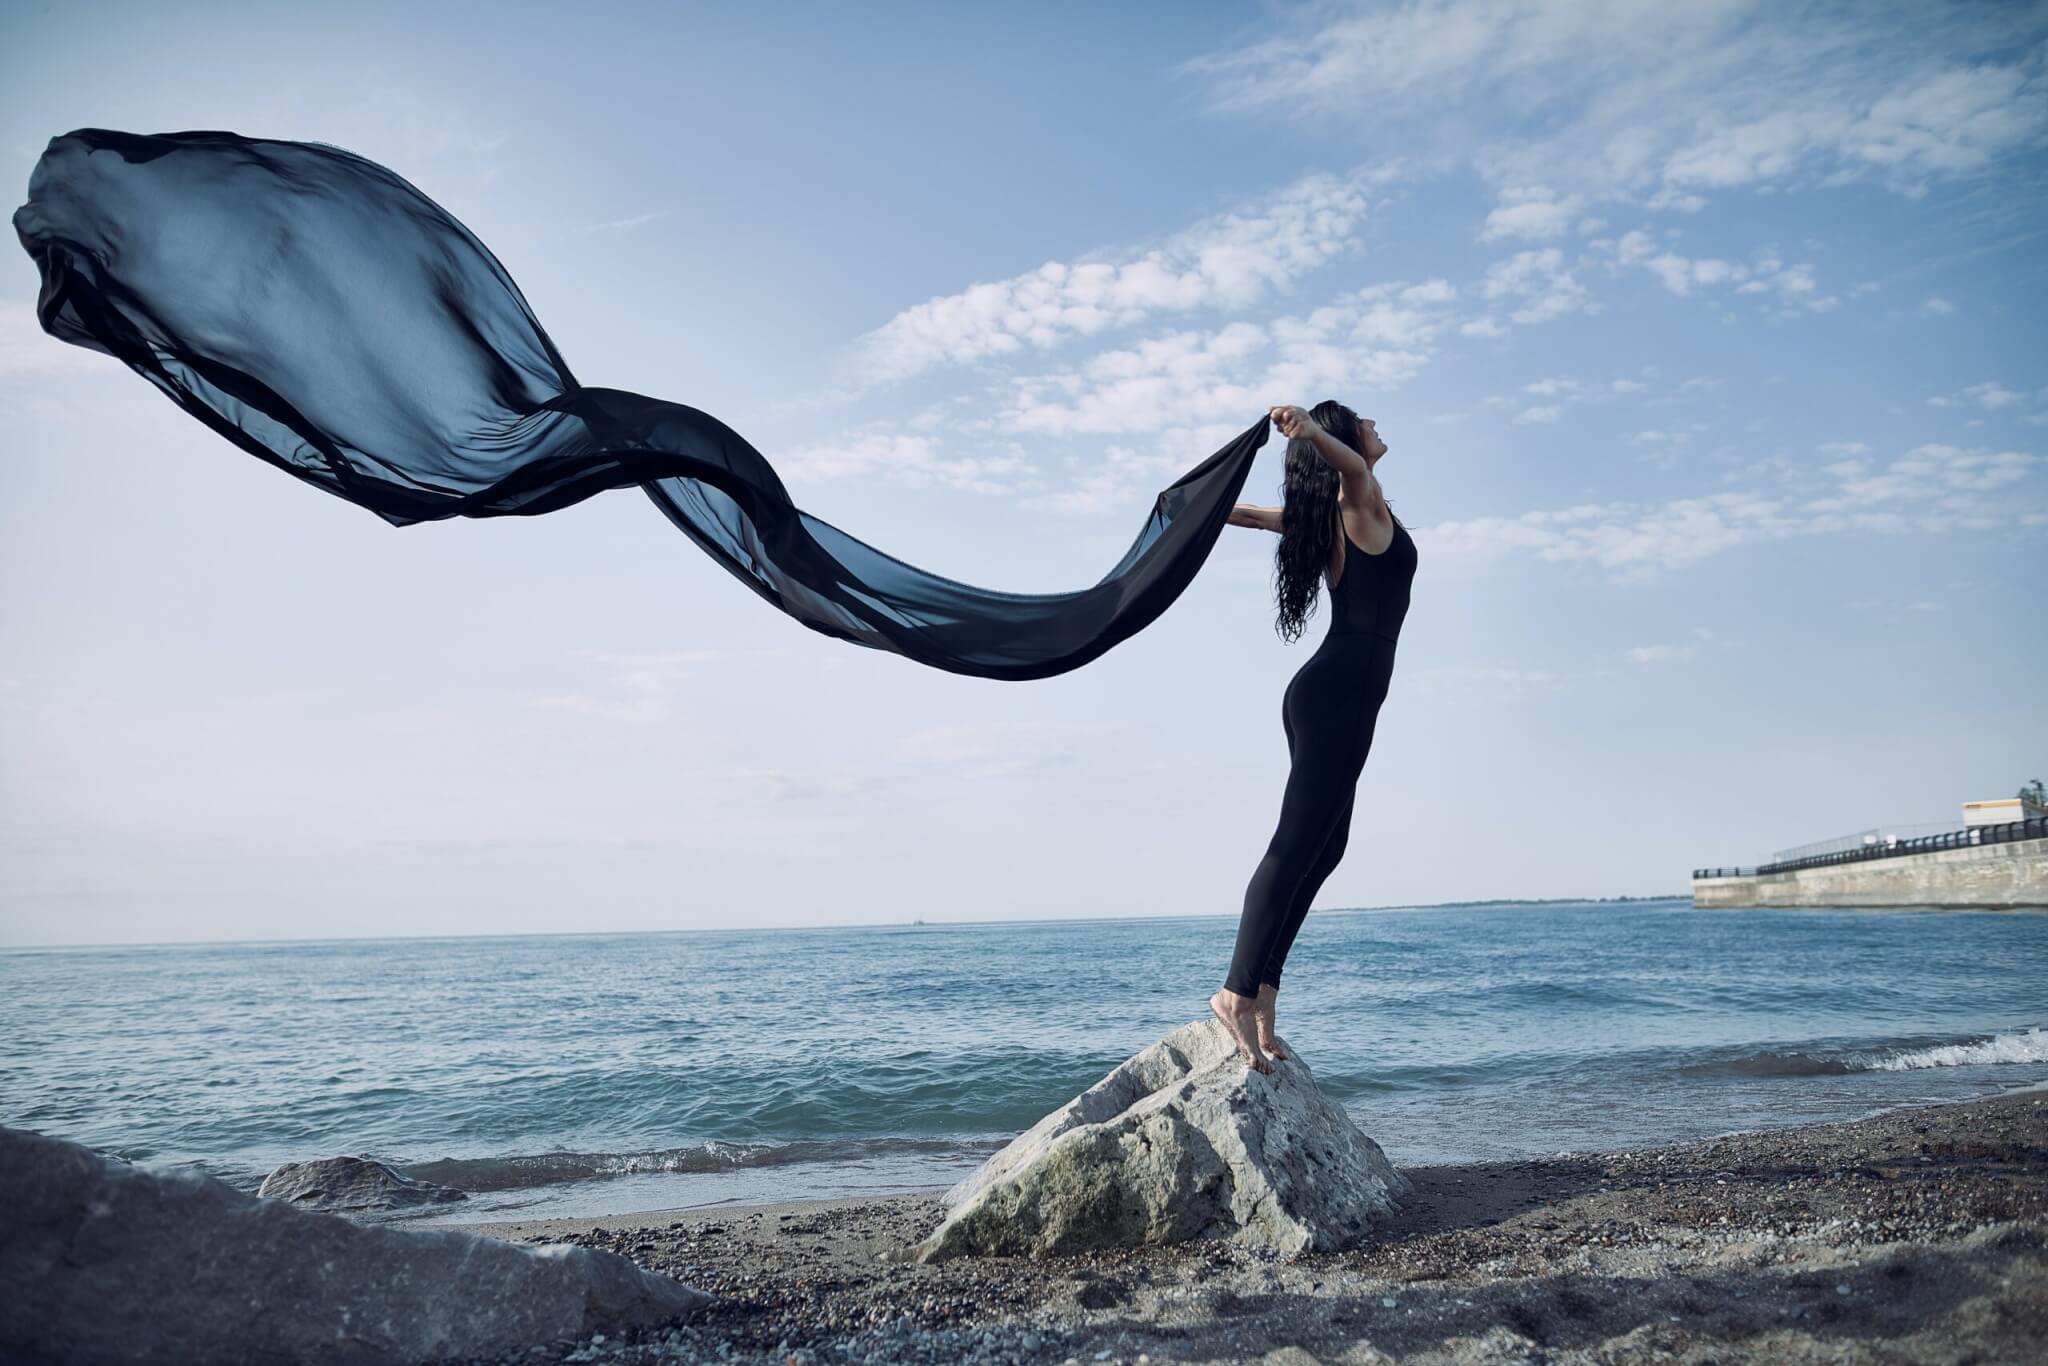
[426,1089,2048,1365]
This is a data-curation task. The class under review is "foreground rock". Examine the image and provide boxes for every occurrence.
[0,1125,711,1365]
[904,1017,1409,1262]
[258,1153,468,1218]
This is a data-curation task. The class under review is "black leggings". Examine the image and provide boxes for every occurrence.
[1224,632,1395,996]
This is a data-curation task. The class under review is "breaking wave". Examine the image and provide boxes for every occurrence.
[1866,1027,2048,1072]
[1680,1027,2048,1079]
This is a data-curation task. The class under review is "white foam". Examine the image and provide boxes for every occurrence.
[1867,1027,2048,1071]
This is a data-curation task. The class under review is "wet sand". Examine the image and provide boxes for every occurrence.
[430,1089,2048,1364]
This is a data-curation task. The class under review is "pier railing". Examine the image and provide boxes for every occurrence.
[1693,815,2048,881]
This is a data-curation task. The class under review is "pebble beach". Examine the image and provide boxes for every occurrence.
[429,1088,2048,1366]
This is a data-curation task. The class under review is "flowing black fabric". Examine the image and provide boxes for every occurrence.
[11,128,1272,681]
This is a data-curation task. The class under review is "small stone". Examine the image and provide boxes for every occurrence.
[1837,1283,1852,1295]
[1381,1296,1397,1308]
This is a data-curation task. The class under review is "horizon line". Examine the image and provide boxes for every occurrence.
[0,893,1693,953]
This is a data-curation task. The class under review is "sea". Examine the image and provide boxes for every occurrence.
[4,899,2044,1225]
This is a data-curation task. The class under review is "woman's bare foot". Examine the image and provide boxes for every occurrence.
[1210,988,1273,1074]
[1255,984,1289,1060]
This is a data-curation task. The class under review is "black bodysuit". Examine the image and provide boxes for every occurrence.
[1224,511,1418,997]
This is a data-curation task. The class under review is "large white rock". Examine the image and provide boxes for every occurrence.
[0,1125,712,1365]
[905,1018,1409,1263]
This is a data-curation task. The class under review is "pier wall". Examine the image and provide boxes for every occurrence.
[1692,836,2048,909]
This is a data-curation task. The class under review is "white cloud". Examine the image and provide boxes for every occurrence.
[1628,642,1698,664]
[521,650,729,726]
[1014,439,1232,518]
[1480,186,1585,241]
[1926,381,2025,411]
[571,209,671,235]
[1497,374,1656,425]
[1806,442,2038,511]
[672,765,871,803]
[1425,491,1801,573]
[1422,440,2044,576]
[1965,382,2021,409]
[895,721,1100,778]
[993,277,1460,440]
[1922,295,1956,315]
[1479,247,1596,325]
[1402,663,1611,699]
[1179,2,2048,203]
[780,431,1035,494]
[1601,236,1832,313]
[1645,187,1708,213]
[841,169,1384,388]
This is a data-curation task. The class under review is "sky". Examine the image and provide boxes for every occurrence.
[1,0,2043,947]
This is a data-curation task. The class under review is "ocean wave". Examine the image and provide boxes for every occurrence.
[1681,1027,2048,1079]
[403,1134,1003,1193]
[1865,1027,2048,1071]
[1678,1051,1857,1079]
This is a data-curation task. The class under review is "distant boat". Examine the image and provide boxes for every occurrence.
[910,917,927,926]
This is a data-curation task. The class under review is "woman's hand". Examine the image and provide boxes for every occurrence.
[1269,404,1320,440]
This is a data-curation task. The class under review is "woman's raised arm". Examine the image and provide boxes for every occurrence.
[1228,503,1283,533]
[1271,405,1386,518]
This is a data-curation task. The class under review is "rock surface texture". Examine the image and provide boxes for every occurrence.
[0,1125,712,1366]
[906,1018,1409,1263]
[258,1153,468,1217]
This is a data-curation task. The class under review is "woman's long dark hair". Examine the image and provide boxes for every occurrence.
[1272,400,1382,643]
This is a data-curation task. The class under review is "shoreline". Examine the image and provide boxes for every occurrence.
[425,1087,2048,1365]
[419,1081,2048,1236]
[434,1083,2048,1241]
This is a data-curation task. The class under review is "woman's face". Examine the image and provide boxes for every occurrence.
[1354,414,1389,464]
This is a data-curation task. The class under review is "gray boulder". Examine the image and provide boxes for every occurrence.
[258,1154,467,1218]
[905,1017,1409,1262]
[0,1125,712,1366]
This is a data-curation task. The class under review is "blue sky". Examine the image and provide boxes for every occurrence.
[2,0,2043,946]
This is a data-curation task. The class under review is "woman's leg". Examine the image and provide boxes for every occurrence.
[1223,739,1355,999]
[1249,786,1352,1062]
[1258,786,1355,992]
[1258,663,1385,992]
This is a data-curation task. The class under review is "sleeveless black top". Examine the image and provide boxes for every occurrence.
[1325,512,1418,642]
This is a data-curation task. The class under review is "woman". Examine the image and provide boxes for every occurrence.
[1209,401,1418,1073]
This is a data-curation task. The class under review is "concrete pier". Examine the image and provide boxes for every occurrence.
[1693,834,2048,909]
